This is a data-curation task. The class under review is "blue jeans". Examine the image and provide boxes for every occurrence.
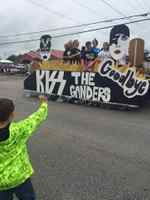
[0,178,36,200]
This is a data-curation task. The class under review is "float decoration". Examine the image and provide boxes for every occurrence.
[24,24,150,109]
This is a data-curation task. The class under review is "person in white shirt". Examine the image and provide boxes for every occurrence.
[98,42,111,61]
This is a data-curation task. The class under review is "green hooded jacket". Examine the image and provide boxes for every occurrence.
[0,102,48,191]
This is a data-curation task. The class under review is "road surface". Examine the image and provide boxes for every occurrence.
[0,74,150,200]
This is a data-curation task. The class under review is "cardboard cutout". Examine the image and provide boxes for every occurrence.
[129,38,144,67]
[40,35,52,60]
[109,24,130,65]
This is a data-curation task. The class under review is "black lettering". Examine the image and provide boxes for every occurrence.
[125,71,135,88]
[109,70,115,77]
[138,82,148,94]
[113,72,120,81]
[100,60,112,75]
[119,70,131,86]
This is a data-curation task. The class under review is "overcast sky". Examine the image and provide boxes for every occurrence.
[0,0,150,58]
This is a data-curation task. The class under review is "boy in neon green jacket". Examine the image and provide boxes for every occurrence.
[0,96,48,200]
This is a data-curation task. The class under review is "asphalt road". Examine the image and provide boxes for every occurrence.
[1,74,150,200]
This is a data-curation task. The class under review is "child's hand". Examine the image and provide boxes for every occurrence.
[39,95,48,104]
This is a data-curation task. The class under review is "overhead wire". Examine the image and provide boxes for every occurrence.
[99,0,126,17]
[0,17,150,47]
[70,0,102,17]
[101,0,147,40]
[0,12,149,39]
[25,0,79,24]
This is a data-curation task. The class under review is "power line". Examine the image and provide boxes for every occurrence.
[0,12,149,39]
[54,17,150,38]
[99,0,126,17]
[100,0,147,39]
[0,17,150,47]
[117,0,147,38]
[70,0,102,18]
[25,0,79,24]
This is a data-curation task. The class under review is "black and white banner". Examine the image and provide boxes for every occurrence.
[24,61,150,106]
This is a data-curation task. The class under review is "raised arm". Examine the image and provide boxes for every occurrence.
[14,96,48,142]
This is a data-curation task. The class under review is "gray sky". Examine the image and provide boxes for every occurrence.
[0,0,150,58]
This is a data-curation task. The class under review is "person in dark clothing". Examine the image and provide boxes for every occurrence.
[80,46,86,68]
[81,41,97,71]
[70,40,80,64]
[63,43,71,64]
[84,41,93,61]
[80,46,86,59]
[63,40,73,64]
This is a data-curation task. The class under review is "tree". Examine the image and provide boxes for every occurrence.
[7,55,18,63]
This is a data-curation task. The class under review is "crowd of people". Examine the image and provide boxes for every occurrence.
[63,39,111,71]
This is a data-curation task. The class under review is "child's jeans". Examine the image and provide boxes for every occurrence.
[0,178,36,200]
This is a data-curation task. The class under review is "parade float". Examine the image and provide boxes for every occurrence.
[24,24,150,109]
